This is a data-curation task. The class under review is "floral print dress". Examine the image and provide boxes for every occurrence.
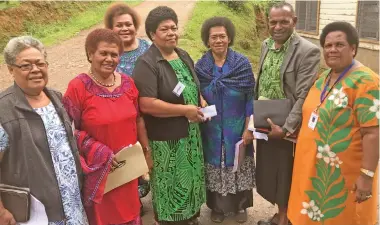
[288,66,379,225]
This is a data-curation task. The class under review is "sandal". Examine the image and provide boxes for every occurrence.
[235,210,248,223]
[258,213,277,225]
[188,217,200,225]
[211,210,225,223]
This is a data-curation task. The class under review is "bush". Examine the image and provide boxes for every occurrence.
[265,0,283,17]
[218,0,245,12]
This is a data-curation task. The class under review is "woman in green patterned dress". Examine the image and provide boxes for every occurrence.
[132,6,206,225]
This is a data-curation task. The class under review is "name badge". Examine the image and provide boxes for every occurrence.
[172,82,185,97]
[308,112,319,130]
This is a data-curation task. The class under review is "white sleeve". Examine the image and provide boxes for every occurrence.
[0,125,9,152]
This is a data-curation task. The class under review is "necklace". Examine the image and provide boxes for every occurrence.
[89,70,116,87]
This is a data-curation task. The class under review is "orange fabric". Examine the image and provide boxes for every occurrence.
[288,66,379,225]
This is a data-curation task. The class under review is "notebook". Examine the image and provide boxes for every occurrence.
[232,140,246,173]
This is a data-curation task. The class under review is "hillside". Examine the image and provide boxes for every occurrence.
[0,1,140,52]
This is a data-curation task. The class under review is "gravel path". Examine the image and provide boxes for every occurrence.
[0,1,276,224]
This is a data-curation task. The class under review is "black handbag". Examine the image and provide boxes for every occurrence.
[253,99,292,129]
[0,184,30,222]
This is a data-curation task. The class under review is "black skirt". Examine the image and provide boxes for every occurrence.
[255,139,295,208]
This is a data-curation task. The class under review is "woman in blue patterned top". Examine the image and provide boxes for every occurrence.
[195,17,256,223]
[104,2,151,216]
[0,36,88,225]
[105,2,151,76]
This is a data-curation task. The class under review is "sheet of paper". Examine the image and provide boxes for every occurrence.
[200,105,217,118]
[254,129,296,143]
[18,195,48,225]
[253,131,268,141]
[248,115,254,132]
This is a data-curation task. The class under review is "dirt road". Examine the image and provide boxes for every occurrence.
[0,1,276,224]
[0,1,197,92]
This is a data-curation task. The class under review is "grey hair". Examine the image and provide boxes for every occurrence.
[3,36,47,65]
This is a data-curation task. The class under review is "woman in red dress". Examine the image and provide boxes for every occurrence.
[63,28,152,225]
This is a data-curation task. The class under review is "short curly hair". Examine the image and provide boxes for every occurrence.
[201,17,236,47]
[104,2,140,30]
[85,28,123,63]
[320,21,359,57]
[145,6,178,41]
[4,36,47,65]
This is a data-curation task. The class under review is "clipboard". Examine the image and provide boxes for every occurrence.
[104,142,149,193]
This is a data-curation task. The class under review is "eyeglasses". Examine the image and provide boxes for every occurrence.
[11,62,49,71]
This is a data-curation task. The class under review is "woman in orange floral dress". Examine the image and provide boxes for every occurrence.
[288,22,379,225]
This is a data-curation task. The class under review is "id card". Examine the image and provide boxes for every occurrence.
[308,112,319,130]
[172,82,185,97]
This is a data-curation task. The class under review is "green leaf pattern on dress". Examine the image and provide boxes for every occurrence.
[301,70,378,224]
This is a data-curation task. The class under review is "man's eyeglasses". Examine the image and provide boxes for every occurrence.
[11,62,49,71]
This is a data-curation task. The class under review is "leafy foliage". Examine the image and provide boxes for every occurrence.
[218,0,245,12]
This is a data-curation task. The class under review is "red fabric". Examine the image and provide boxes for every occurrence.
[63,74,140,225]
[74,129,114,206]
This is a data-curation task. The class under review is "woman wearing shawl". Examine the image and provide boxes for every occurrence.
[195,17,256,223]
[63,29,152,225]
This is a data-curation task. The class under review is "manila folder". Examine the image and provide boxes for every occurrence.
[104,142,149,193]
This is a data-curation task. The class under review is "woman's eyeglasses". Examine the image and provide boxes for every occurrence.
[11,62,49,72]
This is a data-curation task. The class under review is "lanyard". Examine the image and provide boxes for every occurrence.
[316,61,354,111]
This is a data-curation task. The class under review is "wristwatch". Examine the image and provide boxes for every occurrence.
[360,168,375,178]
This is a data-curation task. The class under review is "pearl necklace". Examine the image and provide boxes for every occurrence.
[89,70,116,87]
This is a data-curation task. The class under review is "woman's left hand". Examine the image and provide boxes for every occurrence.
[242,129,255,146]
[111,154,119,167]
[352,174,373,203]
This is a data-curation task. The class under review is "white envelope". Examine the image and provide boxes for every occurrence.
[248,115,254,131]
[200,105,217,118]
[18,195,48,225]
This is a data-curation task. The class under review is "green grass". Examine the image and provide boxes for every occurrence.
[0,1,19,10]
[179,1,264,68]
[24,1,141,47]
[0,1,141,63]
